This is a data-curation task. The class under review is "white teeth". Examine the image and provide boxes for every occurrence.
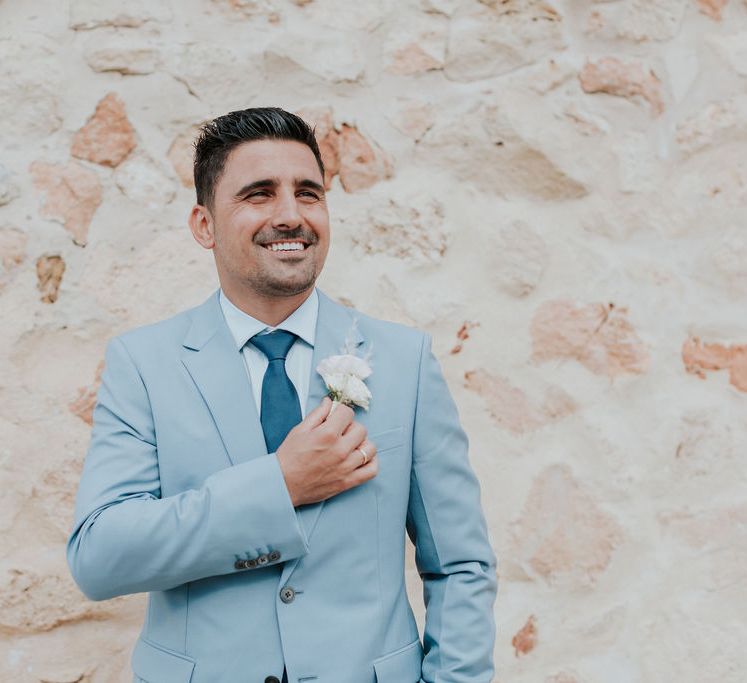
[267,242,305,251]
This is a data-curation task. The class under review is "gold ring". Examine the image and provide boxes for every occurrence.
[357,446,369,466]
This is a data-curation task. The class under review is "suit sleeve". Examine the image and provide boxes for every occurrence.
[66,336,309,601]
[406,333,497,683]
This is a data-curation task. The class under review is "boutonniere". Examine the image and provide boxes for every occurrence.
[316,318,373,412]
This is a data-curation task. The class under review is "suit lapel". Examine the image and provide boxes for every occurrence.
[180,291,267,467]
[297,288,365,540]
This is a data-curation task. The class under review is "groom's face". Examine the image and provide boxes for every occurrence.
[193,138,330,299]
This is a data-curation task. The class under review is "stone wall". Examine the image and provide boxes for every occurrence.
[1,1,746,681]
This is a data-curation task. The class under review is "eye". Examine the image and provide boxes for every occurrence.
[298,190,320,200]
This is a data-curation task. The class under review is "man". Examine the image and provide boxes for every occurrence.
[67,107,497,683]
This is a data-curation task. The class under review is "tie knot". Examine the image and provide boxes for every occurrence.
[250,329,298,361]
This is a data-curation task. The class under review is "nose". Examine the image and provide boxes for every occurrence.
[271,188,302,229]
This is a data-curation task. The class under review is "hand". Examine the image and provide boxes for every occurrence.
[276,397,378,507]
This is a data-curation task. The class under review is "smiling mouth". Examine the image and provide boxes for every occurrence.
[260,240,312,252]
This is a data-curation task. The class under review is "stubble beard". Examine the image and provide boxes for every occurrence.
[246,257,318,298]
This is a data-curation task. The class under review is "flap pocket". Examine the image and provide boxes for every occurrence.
[370,426,405,454]
[373,637,423,683]
[132,638,195,683]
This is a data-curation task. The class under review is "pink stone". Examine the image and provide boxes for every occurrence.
[464,369,576,434]
[395,101,435,141]
[35,255,65,303]
[296,106,341,190]
[30,161,102,246]
[338,124,392,192]
[512,614,538,657]
[0,227,27,272]
[510,464,625,585]
[71,92,136,167]
[387,43,442,76]
[531,300,649,377]
[682,336,747,392]
[70,360,105,425]
[698,0,728,19]
[579,57,665,117]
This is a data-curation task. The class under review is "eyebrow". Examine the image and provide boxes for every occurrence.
[233,177,325,199]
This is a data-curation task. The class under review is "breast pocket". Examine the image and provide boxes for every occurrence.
[370,426,404,454]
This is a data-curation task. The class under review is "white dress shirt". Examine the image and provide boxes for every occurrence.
[219,287,319,420]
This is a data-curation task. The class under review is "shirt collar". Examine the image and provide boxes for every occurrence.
[219,287,319,350]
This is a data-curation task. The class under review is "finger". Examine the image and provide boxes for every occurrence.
[303,396,333,429]
[348,454,378,484]
[339,423,367,451]
[324,400,355,435]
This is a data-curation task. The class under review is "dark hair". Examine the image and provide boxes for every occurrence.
[193,107,324,209]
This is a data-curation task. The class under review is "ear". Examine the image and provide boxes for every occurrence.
[188,204,215,249]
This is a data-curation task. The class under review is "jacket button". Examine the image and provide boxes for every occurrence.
[264,677,281,683]
[268,550,281,562]
[279,586,295,604]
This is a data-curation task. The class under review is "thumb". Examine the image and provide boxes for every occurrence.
[304,396,333,427]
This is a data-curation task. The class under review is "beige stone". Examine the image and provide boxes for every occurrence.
[114,152,177,209]
[675,96,747,156]
[707,31,747,77]
[346,190,447,264]
[490,220,548,297]
[390,100,435,141]
[0,164,20,206]
[0,227,27,274]
[168,123,204,189]
[512,614,538,656]
[0,563,122,633]
[71,93,137,168]
[69,0,172,30]
[0,37,62,141]
[531,300,650,377]
[70,361,104,425]
[445,1,565,82]
[698,0,729,19]
[167,43,265,110]
[35,255,66,304]
[580,57,665,116]
[464,369,576,434]
[30,161,102,246]
[266,30,367,84]
[510,464,625,585]
[682,337,747,392]
[84,46,160,75]
[420,103,588,200]
[338,124,392,192]
[619,0,687,41]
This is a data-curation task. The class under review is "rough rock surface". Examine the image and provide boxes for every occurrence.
[2,1,747,680]
[580,57,665,116]
[531,301,650,377]
[30,161,102,246]
[71,93,137,168]
[509,465,625,587]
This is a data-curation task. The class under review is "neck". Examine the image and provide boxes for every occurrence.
[220,283,314,327]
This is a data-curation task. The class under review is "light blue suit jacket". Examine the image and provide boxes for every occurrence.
[67,288,497,683]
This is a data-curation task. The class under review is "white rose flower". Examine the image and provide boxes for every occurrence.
[316,353,373,411]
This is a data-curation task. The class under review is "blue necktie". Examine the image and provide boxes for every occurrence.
[249,330,302,455]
